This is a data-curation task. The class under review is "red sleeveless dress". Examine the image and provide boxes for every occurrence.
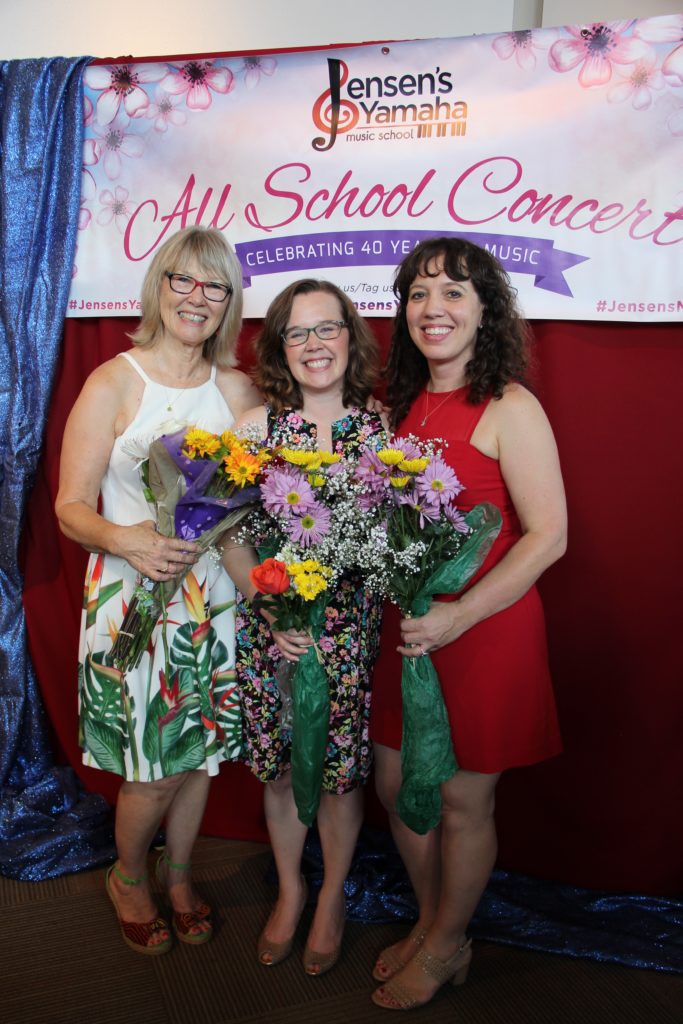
[370,387,562,773]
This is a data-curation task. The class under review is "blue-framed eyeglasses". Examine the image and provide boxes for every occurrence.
[164,272,231,303]
[281,320,348,347]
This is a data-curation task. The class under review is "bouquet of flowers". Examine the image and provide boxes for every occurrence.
[250,555,333,826]
[355,436,503,834]
[242,444,383,825]
[109,426,269,672]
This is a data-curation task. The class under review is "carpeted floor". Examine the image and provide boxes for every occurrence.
[1,836,681,1024]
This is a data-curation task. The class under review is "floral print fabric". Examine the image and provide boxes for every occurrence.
[236,407,386,792]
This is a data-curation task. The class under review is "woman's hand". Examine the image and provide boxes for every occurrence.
[365,394,390,417]
[112,520,199,582]
[272,628,315,662]
[397,601,469,658]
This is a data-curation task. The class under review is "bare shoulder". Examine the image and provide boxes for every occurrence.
[75,353,141,412]
[216,367,262,418]
[474,384,554,460]
[487,383,550,430]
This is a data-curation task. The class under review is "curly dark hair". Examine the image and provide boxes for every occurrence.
[386,237,531,428]
[253,279,380,412]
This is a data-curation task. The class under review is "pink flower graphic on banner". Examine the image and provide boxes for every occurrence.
[84,63,166,125]
[92,113,145,180]
[78,136,99,232]
[83,95,94,126]
[79,167,96,231]
[97,186,133,233]
[83,137,98,168]
[607,54,664,109]
[549,22,651,87]
[145,86,187,132]
[237,55,277,88]
[492,30,541,71]
[161,60,234,109]
[633,15,683,85]
[660,95,683,136]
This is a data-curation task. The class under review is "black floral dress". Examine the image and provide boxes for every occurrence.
[235,407,386,793]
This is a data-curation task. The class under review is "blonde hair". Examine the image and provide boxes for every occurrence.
[129,227,244,368]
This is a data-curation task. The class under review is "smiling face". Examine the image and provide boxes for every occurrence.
[405,260,484,383]
[159,258,230,349]
[283,290,349,397]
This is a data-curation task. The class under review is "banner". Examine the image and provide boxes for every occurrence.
[69,15,683,321]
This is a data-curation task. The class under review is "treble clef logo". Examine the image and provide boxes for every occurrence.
[311,59,359,151]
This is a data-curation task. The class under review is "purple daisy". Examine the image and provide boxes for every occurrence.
[397,491,441,529]
[355,449,392,509]
[444,504,470,533]
[416,458,464,505]
[286,502,332,546]
[387,436,422,459]
[261,467,316,516]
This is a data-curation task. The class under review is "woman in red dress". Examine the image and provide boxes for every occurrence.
[370,237,566,1010]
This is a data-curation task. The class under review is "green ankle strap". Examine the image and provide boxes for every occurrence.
[113,863,148,886]
[160,849,192,872]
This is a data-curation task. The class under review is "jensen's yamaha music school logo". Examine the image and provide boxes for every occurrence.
[311,57,467,151]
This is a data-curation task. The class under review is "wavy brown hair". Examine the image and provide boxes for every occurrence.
[129,226,244,368]
[386,237,531,428]
[254,279,379,412]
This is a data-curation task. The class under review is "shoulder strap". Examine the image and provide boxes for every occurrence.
[117,350,152,384]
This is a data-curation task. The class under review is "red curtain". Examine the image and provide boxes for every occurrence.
[21,316,683,894]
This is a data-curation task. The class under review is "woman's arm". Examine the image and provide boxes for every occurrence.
[217,368,262,420]
[399,385,567,655]
[55,360,199,582]
[222,533,313,662]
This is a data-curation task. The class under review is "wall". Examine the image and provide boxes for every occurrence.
[1,1,521,60]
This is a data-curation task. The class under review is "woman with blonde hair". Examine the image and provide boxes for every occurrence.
[56,226,259,954]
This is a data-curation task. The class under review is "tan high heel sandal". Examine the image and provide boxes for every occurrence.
[372,926,427,981]
[371,937,472,1010]
[257,877,308,966]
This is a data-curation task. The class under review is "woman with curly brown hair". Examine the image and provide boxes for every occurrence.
[223,278,388,976]
[369,237,566,1010]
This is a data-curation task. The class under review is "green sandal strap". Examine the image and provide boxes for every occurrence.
[113,863,148,886]
[160,849,192,872]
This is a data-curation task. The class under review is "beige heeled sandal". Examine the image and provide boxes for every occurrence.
[257,877,308,966]
[371,937,472,1010]
[372,926,427,981]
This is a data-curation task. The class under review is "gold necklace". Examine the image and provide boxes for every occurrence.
[420,387,459,427]
[162,384,189,412]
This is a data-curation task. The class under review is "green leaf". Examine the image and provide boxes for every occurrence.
[141,692,166,764]
[83,718,126,775]
[161,726,206,774]
[82,654,123,725]
[160,705,192,761]
[86,580,123,629]
[210,599,236,619]
[170,622,200,668]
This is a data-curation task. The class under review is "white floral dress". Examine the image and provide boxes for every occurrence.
[78,351,241,781]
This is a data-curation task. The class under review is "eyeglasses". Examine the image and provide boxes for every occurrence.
[281,320,348,347]
[164,272,232,303]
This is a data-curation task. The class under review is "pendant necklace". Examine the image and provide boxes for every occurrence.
[163,385,188,412]
[420,387,459,427]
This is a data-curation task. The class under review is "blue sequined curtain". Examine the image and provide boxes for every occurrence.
[0,57,114,879]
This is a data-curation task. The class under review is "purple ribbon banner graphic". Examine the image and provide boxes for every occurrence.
[235,231,589,297]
